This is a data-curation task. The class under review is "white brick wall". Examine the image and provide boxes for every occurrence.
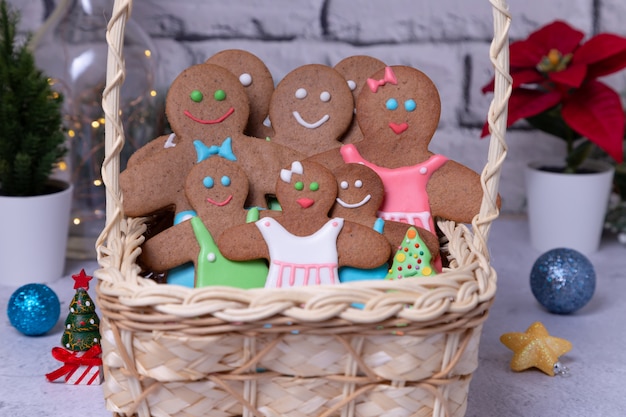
[14,0,626,213]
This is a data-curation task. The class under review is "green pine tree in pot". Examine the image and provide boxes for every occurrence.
[0,0,66,197]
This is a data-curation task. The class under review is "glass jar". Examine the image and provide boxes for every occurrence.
[32,0,163,258]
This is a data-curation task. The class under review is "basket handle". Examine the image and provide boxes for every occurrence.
[97,0,132,264]
[97,0,511,263]
[472,0,512,255]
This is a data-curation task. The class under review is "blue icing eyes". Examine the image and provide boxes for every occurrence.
[203,176,232,188]
[203,176,214,188]
[386,98,398,110]
[385,97,417,112]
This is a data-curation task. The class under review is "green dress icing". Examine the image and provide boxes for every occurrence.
[191,216,268,288]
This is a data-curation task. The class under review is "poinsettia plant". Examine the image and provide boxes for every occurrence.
[482,20,626,173]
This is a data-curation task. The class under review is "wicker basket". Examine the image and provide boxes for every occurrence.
[95,1,512,416]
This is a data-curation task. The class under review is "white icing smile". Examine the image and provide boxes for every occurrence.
[292,111,329,129]
[336,194,371,209]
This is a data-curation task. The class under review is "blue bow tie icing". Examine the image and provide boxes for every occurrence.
[194,137,237,162]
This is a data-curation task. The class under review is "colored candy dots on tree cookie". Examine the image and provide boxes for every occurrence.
[386,227,436,279]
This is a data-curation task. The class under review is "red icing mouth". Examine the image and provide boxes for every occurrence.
[389,122,409,134]
[297,198,315,208]
[184,107,235,124]
[206,195,233,206]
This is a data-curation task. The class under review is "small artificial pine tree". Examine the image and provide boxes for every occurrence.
[386,227,437,280]
[0,0,66,196]
[62,269,101,352]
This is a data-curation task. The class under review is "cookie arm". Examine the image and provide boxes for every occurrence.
[127,134,173,168]
[305,148,347,171]
[120,150,190,217]
[140,221,197,272]
[427,160,500,224]
[337,221,391,269]
[216,223,270,261]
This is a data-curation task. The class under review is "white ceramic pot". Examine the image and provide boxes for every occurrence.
[525,159,615,255]
[0,180,73,286]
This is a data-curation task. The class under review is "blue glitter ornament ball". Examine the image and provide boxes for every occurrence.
[7,284,61,336]
[530,248,596,314]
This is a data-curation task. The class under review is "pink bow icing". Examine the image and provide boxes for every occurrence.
[367,66,397,93]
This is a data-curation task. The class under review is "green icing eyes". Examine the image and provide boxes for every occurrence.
[190,90,203,102]
[190,89,227,103]
[214,89,226,101]
[294,181,319,191]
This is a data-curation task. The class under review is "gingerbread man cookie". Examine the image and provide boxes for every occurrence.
[139,153,268,289]
[329,163,439,282]
[120,63,303,221]
[333,55,386,144]
[206,49,275,139]
[267,64,354,157]
[217,160,391,288]
[310,65,486,230]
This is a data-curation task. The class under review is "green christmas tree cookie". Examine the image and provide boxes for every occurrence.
[61,269,101,352]
[386,227,437,279]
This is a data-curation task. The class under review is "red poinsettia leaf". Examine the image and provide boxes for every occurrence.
[480,88,561,138]
[561,80,624,163]
[510,41,547,68]
[586,50,626,80]
[512,69,545,88]
[507,89,562,126]
[548,63,587,88]
[574,33,626,78]
[526,20,584,55]
[572,33,626,79]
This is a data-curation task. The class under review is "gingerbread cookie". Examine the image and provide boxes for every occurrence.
[120,62,303,221]
[140,152,268,289]
[386,227,437,279]
[310,65,486,229]
[333,55,386,144]
[329,163,439,282]
[206,49,275,139]
[217,160,391,288]
[267,64,354,157]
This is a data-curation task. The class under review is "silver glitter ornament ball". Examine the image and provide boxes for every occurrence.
[7,283,60,336]
[530,248,596,314]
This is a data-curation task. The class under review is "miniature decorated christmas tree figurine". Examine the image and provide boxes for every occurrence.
[62,269,101,351]
[386,227,437,280]
[46,269,103,385]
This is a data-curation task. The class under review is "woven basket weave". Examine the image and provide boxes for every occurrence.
[95,1,512,416]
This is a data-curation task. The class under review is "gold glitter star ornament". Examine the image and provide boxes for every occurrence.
[500,321,572,376]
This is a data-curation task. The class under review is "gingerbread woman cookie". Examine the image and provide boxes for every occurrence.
[120,63,303,222]
[333,55,386,144]
[139,152,268,289]
[310,65,486,230]
[267,64,354,157]
[217,160,391,288]
[206,49,275,139]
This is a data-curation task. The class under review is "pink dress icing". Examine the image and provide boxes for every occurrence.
[340,144,448,232]
[255,217,344,288]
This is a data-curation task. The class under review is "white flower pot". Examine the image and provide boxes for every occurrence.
[0,180,73,286]
[525,159,615,255]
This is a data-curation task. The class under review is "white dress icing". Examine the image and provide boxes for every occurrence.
[255,217,344,288]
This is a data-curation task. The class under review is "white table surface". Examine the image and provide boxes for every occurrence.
[1,217,624,417]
